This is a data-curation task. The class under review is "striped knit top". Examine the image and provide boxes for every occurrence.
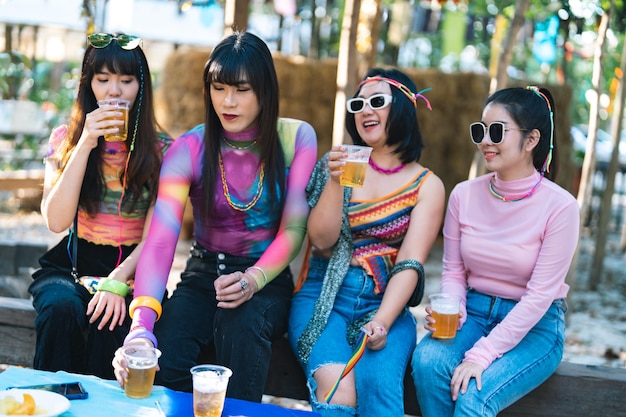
[349,168,431,294]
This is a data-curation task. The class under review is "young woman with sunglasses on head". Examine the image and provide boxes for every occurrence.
[112,31,318,401]
[28,33,170,379]
[288,68,445,416]
[412,87,580,417]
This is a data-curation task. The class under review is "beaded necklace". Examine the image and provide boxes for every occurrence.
[368,158,406,174]
[488,174,543,202]
[218,151,265,211]
[222,136,257,150]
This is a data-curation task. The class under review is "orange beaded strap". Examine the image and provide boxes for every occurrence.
[129,296,162,321]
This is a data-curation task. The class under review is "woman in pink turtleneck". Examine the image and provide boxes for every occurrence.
[412,87,580,417]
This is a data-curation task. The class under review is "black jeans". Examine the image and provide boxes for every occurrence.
[28,236,134,380]
[154,242,294,402]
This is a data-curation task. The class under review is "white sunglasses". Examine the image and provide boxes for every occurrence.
[346,94,393,113]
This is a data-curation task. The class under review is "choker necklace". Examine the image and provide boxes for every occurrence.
[488,174,543,202]
[218,151,265,211]
[368,158,406,174]
[222,136,257,150]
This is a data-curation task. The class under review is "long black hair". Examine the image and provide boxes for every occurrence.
[200,31,285,219]
[58,33,161,215]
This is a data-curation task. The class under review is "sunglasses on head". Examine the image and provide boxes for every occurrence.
[87,33,142,50]
[469,122,528,145]
[346,94,393,113]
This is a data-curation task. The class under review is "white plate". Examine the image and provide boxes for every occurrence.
[0,389,71,417]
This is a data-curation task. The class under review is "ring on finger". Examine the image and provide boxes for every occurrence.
[240,279,248,294]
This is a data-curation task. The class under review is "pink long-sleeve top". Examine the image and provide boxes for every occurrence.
[441,171,580,369]
[131,118,318,331]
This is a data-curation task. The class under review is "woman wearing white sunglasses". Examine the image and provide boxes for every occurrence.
[288,68,444,416]
[412,87,580,417]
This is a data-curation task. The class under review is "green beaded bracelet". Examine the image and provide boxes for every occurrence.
[96,278,129,297]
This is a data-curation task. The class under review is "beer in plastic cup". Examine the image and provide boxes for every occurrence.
[97,98,130,142]
[339,145,373,188]
[429,293,461,339]
[123,345,161,399]
[191,365,232,417]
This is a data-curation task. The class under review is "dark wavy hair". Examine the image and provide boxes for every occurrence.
[346,67,425,163]
[200,31,285,219]
[56,33,162,215]
[485,86,558,181]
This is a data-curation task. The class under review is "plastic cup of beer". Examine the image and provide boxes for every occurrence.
[339,144,373,188]
[429,293,461,339]
[122,345,161,399]
[97,98,130,142]
[191,365,232,417]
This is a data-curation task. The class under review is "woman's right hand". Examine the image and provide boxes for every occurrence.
[112,337,155,388]
[327,145,346,183]
[80,106,124,149]
[423,305,464,333]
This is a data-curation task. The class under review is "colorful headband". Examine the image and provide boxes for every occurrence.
[527,86,554,174]
[358,76,432,110]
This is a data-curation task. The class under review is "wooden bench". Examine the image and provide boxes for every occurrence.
[0,169,44,191]
[1,296,625,416]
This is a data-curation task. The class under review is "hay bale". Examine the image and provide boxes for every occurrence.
[155,50,576,198]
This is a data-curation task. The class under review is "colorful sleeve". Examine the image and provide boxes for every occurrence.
[45,125,68,159]
[130,130,200,331]
[253,120,318,283]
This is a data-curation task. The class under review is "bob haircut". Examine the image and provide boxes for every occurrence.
[200,31,285,218]
[346,67,425,164]
[485,87,558,180]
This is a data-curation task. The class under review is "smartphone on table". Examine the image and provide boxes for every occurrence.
[6,382,88,400]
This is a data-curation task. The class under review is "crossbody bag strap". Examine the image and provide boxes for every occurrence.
[71,214,78,281]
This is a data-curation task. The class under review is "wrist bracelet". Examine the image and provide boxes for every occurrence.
[129,296,162,321]
[124,328,158,348]
[246,266,268,290]
[96,278,129,297]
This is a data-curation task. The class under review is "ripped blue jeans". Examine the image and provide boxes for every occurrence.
[288,256,416,417]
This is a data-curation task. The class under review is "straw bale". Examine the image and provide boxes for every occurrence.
[155,49,576,197]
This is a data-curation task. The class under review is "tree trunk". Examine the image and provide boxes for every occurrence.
[331,0,361,146]
[223,0,250,36]
[469,0,530,180]
[591,1,622,290]
[569,6,611,292]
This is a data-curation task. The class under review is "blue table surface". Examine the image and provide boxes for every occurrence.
[0,367,320,417]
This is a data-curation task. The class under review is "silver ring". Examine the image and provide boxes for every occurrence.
[240,279,248,292]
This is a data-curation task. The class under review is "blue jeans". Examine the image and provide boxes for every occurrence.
[154,243,293,402]
[412,289,566,417]
[289,257,416,417]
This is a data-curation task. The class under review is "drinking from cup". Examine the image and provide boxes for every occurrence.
[97,98,130,142]
[429,293,461,339]
[339,145,373,188]
[190,365,232,417]
[122,346,161,399]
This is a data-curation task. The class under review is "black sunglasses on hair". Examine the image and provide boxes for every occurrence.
[469,122,528,144]
[87,33,142,50]
[346,94,393,113]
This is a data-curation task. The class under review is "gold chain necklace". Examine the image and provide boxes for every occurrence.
[222,136,257,150]
[218,151,265,211]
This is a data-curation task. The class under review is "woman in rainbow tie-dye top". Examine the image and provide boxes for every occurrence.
[288,68,445,417]
[113,32,318,401]
[29,33,169,380]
